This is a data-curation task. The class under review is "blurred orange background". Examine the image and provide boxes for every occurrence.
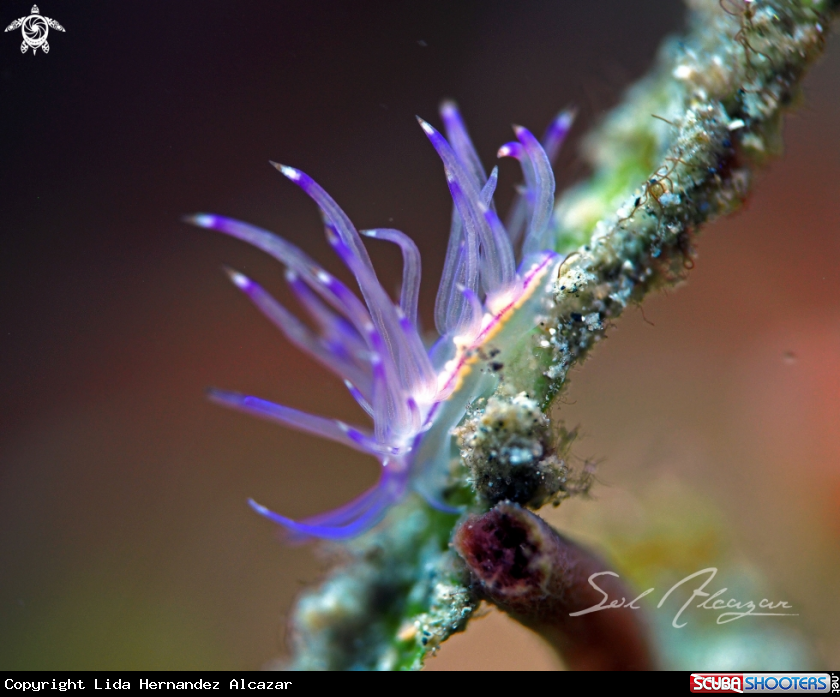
[0,1,837,670]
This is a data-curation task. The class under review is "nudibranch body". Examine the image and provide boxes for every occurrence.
[188,103,573,540]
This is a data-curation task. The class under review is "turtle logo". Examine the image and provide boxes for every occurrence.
[5,5,65,55]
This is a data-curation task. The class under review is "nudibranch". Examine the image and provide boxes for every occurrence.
[187,103,573,540]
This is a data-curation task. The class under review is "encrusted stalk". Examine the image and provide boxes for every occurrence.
[506,0,835,406]
[453,503,655,670]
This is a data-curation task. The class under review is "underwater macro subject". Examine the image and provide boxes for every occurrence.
[192,0,838,671]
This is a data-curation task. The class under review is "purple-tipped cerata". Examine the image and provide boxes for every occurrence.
[187,102,574,540]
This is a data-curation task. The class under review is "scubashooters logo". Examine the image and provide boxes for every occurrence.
[4,5,64,54]
[690,673,832,694]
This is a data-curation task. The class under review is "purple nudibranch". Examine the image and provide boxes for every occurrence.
[187,103,574,540]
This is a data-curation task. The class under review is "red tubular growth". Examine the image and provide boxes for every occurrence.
[453,502,655,670]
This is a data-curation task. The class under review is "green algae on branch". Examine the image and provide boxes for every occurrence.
[286,0,837,670]
[286,499,475,671]
[521,0,834,406]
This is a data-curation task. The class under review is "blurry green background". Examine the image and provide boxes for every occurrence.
[0,0,837,670]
